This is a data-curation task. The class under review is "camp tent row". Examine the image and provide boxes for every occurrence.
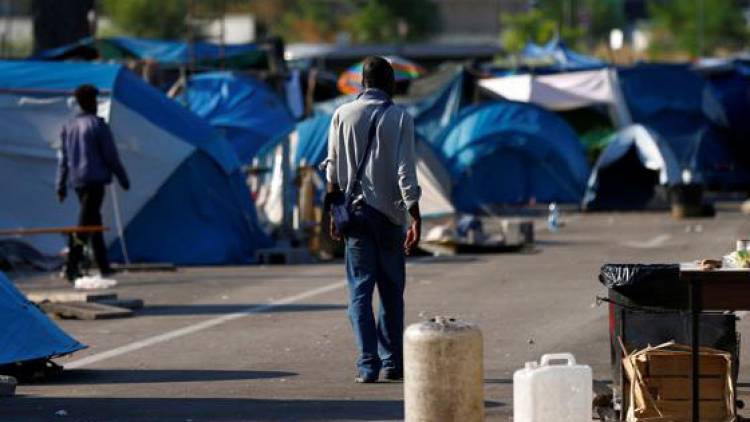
[30,36,268,69]
[0,60,270,265]
[480,62,750,210]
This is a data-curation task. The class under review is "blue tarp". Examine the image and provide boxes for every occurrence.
[183,72,295,163]
[0,60,271,265]
[521,39,606,72]
[0,272,85,365]
[405,67,470,141]
[434,101,590,211]
[619,63,750,187]
[30,36,264,66]
[294,114,333,169]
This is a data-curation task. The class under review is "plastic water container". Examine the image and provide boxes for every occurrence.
[513,353,592,422]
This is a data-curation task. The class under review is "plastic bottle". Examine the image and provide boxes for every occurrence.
[547,202,559,232]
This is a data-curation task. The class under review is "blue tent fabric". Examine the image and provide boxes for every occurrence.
[405,67,469,142]
[0,60,271,265]
[108,153,270,264]
[521,39,605,71]
[0,61,238,173]
[0,272,85,365]
[30,36,262,66]
[619,63,750,187]
[434,101,590,211]
[184,72,295,163]
[294,114,333,168]
[703,61,750,142]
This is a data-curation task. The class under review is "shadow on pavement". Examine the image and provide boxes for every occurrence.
[1,397,404,421]
[139,303,347,316]
[45,369,296,385]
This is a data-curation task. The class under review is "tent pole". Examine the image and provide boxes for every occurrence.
[109,185,130,265]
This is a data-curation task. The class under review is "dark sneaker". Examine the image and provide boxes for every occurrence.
[382,369,403,381]
[354,373,378,383]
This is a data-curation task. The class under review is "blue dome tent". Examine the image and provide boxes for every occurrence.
[0,61,270,265]
[0,271,85,366]
[434,101,590,212]
[183,72,295,163]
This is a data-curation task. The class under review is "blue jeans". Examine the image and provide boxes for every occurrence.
[345,206,405,378]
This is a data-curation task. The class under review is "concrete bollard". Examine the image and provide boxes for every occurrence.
[404,316,484,422]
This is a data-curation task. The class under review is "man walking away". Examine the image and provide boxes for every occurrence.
[325,56,422,383]
[56,84,130,281]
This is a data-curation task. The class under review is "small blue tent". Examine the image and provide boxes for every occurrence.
[0,272,85,365]
[583,124,681,210]
[30,36,267,68]
[521,39,605,72]
[0,61,270,265]
[434,101,590,211]
[619,63,750,188]
[183,72,295,162]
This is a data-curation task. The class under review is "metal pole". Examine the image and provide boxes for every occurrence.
[187,0,195,73]
[219,0,226,69]
[697,0,704,57]
[690,274,701,422]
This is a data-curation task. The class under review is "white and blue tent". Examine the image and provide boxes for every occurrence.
[255,113,454,225]
[583,124,681,210]
[0,271,85,365]
[0,61,270,265]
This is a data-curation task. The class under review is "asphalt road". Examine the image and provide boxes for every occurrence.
[4,206,750,421]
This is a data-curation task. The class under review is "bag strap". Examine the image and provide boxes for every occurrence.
[347,100,392,194]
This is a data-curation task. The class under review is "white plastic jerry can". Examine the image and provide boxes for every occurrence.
[513,353,592,422]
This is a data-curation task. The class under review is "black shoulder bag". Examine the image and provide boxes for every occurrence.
[328,101,391,235]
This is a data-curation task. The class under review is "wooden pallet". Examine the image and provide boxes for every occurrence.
[25,290,117,304]
[39,301,133,320]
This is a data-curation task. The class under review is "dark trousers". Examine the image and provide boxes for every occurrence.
[345,205,405,377]
[66,185,110,277]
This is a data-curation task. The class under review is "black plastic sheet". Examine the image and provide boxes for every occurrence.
[599,263,686,309]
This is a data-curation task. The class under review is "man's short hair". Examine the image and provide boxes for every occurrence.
[74,84,98,111]
[362,56,395,94]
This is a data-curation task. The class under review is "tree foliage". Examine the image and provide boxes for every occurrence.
[501,0,629,54]
[647,0,748,57]
[274,0,438,43]
[100,0,188,39]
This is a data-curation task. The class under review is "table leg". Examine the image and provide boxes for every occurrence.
[691,277,701,422]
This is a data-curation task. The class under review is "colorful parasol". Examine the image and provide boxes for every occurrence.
[337,56,426,94]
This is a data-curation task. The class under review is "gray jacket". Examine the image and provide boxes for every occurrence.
[326,89,421,226]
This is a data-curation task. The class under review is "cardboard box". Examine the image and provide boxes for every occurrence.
[623,342,735,422]
[647,377,725,401]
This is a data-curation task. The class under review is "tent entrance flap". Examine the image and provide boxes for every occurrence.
[587,147,667,210]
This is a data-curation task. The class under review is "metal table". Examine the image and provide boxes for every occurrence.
[680,263,750,422]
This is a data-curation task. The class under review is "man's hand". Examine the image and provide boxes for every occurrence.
[57,189,66,203]
[404,218,421,255]
[329,217,341,242]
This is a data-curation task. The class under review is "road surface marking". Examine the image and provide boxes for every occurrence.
[621,234,672,249]
[64,280,347,369]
